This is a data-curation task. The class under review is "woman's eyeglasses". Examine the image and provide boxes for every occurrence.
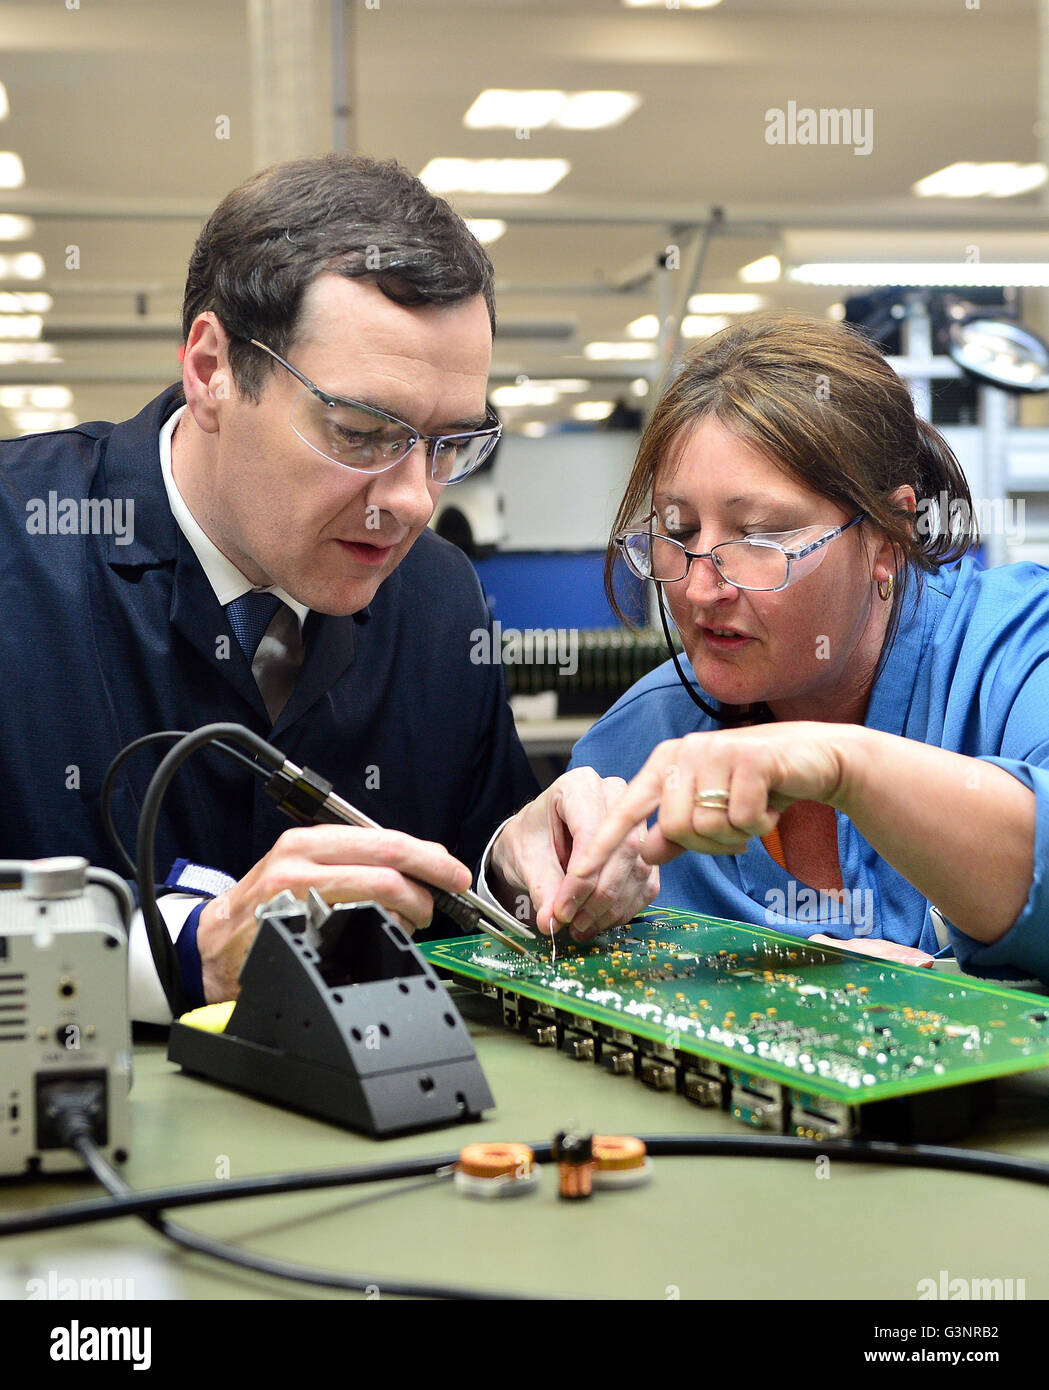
[615,513,866,592]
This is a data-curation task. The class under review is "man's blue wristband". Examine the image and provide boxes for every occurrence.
[162,860,237,1014]
[174,902,207,1012]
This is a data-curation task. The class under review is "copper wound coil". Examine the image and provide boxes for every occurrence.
[457,1141,535,1180]
[592,1135,647,1171]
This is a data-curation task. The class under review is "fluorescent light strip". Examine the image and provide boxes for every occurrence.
[0,385,72,409]
[0,151,25,189]
[628,313,731,340]
[0,291,51,313]
[912,162,1048,199]
[421,158,569,195]
[572,401,614,421]
[464,219,506,245]
[687,293,765,314]
[491,384,561,408]
[0,214,33,241]
[0,251,45,279]
[463,89,640,132]
[682,314,729,338]
[738,255,781,284]
[464,90,565,130]
[0,314,42,340]
[627,314,659,340]
[555,92,640,130]
[584,341,656,361]
[791,262,1049,288]
[0,343,61,364]
[541,378,589,393]
[12,410,78,433]
[623,0,722,8]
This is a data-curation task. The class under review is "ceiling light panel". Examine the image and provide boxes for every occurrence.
[464,90,566,130]
[465,219,507,245]
[0,151,26,189]
[584,341,657,360]
[463,90,640,132]
[421,158,569,195]
[0,214,33,241]
[555,92,640,130]
[913,162,1048,199]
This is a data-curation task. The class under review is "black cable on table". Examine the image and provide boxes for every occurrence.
[70,1133,539,1300]
[7,1126,1049,1301]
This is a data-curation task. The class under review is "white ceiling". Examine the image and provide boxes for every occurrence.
[0,0,1046,430]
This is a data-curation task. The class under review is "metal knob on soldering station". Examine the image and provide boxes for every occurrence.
[23,856,90,900]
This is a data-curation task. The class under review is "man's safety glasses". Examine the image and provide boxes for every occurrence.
[250,339,502,484]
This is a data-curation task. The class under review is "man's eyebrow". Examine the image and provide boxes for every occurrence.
[327,392,489,434]
[436,414,490,433]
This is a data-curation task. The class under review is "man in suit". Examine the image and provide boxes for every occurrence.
[0,154,656,1020]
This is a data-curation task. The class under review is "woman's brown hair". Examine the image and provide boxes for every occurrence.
[607,310,978,689]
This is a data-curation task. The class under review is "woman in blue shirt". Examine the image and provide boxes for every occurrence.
[557,312,1048,982]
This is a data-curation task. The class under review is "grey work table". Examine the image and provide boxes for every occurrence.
[3,983,1049,1305]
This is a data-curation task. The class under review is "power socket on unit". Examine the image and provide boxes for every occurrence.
[0,858,134,1176]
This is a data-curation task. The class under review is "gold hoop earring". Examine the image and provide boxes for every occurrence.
[877,575,894,602]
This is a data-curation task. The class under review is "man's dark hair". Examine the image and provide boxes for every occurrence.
[181,153,496,400]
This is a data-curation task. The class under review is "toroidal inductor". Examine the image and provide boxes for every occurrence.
[453,1141,539,1198]
[591,1134,653,1190]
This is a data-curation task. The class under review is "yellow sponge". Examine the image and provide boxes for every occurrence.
[177,1001,236,1033]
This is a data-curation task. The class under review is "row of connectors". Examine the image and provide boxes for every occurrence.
[486,984,857,1139]
[729,1070,852,1137]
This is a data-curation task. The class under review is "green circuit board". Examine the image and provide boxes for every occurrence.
[421,908,1049,1133]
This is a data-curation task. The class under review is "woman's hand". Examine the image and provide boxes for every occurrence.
[571,721,869,871]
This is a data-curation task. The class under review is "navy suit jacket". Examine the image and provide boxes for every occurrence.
[0,386,538,938]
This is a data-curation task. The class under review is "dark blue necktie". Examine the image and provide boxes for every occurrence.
[225,591,283,661]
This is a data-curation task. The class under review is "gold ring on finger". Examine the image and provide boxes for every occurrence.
[694,788,730,810]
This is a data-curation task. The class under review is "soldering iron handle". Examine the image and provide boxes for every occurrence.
[428,886,481,933]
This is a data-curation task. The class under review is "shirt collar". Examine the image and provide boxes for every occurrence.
[159,406,310,633]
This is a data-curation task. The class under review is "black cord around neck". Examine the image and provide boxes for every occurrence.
[654,586,772,727]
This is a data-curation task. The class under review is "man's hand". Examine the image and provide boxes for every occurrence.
[196,825,472,1004]
[490,767,659,943]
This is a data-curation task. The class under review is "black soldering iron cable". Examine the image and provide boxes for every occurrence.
[7,1132,1049,1243]
[134,723,286,1016]
[1,1148,469,1237]
[70,1133,541,1301]
[100,730,261,878]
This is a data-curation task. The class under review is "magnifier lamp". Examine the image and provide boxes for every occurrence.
[947,316,1049,394]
